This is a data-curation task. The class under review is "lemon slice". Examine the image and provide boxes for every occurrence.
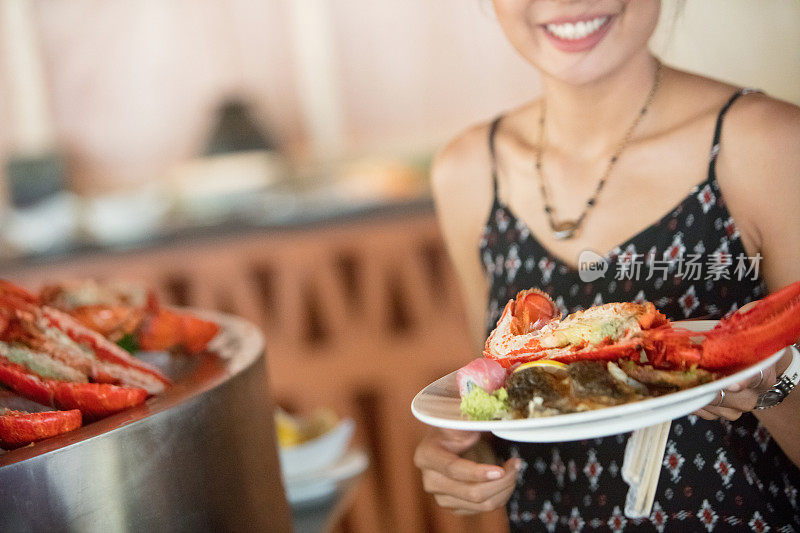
[513,360,568,374]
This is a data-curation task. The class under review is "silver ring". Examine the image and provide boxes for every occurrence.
[713,390,725,407]
[753,370,765,389]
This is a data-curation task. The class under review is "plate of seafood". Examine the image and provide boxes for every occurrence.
[0,278,220,450]
[412,282,800,442]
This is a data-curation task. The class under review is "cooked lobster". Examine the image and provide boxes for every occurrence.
[0,408,82,449]
[485,281,800,372]
[0,280,173,446]
[39,279,219,354]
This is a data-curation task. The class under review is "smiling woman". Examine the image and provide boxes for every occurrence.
[415,0,800,530]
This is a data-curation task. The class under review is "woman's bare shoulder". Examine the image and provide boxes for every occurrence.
[431,120,496,215]
[722,93,800,285]
[668,67,800,190]
[670,67,800,145]
[716,90,800,268]
[719,91,800,190]
[724,92,800,155]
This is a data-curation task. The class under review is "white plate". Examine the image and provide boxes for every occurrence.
[411,320,787,442]
[284,448,368,505]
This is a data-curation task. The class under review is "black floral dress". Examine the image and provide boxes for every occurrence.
[480,91,800,532]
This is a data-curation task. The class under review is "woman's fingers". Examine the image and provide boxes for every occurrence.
[414,431,504,483]
[416,442,505,482]
[415,431,521,515]
[423,457,520,503]
[726,364,777,393]
[696,387,760,421]
[694,408,718,420]
[414,430,505,482]
[431,459,519,514]
[737,301,758,314]
[695,351,787,422]
[696,406,743,421]
[717,390,758,412]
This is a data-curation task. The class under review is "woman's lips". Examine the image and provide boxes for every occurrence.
[541,14,615,53]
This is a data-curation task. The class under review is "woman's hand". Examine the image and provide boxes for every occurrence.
[694,362,780,421]
[414,428,521,515]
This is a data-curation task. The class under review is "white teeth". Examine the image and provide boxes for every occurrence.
[545,16,608,40]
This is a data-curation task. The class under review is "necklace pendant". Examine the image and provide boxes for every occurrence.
[552,220,578,240]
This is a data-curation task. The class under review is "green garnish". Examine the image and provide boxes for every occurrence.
[116,333,140,354]
[460,387,509,421]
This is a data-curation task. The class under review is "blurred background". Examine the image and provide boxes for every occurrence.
[0,0,798,531]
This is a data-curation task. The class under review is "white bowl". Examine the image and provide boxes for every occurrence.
[279,418,354,480]
[84,188,169,245]
[3,194,78,253]
[284,449,369,505]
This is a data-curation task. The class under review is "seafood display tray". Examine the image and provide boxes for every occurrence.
[412,320,786,442]
[0,311,289,532]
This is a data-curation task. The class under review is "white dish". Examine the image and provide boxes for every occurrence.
[411,320,786,442]
[83,187,169,245]
[284,448,368,505]
[279,418,354,479]
[3,193,78,253]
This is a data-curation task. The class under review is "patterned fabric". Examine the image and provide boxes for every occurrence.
[480,91,800,532]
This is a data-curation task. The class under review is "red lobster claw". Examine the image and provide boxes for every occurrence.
[647,280,800,371]
[700,280,800,370]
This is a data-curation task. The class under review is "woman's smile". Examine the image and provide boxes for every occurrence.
[541,13,616,53]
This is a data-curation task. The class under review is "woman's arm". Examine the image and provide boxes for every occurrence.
[431,122,497,351]
[415,121,524,515]
[696,94,800,467]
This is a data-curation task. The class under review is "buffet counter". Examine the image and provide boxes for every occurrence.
[0,192,435,271]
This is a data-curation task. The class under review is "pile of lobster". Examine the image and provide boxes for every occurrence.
[0,279,219,449]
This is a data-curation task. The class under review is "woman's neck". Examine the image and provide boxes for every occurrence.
[539,52,661,158]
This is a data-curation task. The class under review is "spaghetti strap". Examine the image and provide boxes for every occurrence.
[488,115,503,198]
[708,88,761,177]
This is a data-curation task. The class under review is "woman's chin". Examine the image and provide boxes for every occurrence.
[539,60,620,87]
[536,46,652,88]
